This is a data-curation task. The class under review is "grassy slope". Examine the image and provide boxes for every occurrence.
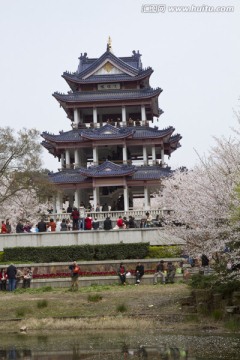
[0,283,228,333]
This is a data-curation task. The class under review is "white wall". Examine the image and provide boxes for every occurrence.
[0,229,185,251]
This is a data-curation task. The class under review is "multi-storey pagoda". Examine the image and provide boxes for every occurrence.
[41,40,182,212]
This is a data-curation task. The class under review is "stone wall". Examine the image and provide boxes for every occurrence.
[0,228,185,251]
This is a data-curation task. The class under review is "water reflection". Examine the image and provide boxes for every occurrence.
[0,331,239,359]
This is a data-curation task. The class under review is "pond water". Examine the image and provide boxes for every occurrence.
[0,330,240,359]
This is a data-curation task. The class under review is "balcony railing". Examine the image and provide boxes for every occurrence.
[44,209,171,222]
[72,119,151,130]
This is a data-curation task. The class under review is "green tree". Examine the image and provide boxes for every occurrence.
[0,127,56,216]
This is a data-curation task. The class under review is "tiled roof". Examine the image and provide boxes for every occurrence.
[77,51,140,78]
[63,68,153,84]
[80,124,134,140]
[48,164,172,184]
[48,169,88,184]
[41,125,176,143]
[131,166,172,180]
[78,160,137,177]
[53,88,162,104]
[41,130,86,143]
[131,126,174,139]
[77,51,142,72]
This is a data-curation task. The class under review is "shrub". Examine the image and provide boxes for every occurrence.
[189,274,216,289]
[37,300,48,308]
[190,274,240,298]
[147,246,182,259]
[16,308,27,318]
[88,294,103,302]
[0,251,4,262]
[116,303,128,313]
[225,318,240,331]
[3,243,149,263]
[212,309,224,321]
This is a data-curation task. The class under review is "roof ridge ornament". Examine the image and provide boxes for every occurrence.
[107,36,112,53]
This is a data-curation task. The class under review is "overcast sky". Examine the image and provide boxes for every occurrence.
[0,0,239,171]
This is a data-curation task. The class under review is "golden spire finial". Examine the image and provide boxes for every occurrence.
[107,36,112,52]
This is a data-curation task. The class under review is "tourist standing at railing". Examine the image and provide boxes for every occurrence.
[67,205,73,213]
[86,202,93,212]
[117,216,124,229]
[37,219,47,232]
[104,216,112,230]
[102,202,108,212]
[128,216,136,228]
[111,200,117,211]
[56,218,61,232]
[145,212,153,228]
[6,219,12,234]
[23,221,32,233]
[16,220,24,233]
[71,207,80,230]
[66,219,72,231]
[139,219,145,228]
[1,221,7,234]
[92,218,100,230]
[85,214,93,230]
[95,203,101,212]
[79,204,86,230]
[47,218,56,232]
[60,218,68,231]
[123,217,129,229]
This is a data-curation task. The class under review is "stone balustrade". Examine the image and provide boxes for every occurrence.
[44,209,171,222]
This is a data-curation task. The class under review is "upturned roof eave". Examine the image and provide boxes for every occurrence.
[52,88,162,105]
[62,68,153,85]
[47,166,172,184]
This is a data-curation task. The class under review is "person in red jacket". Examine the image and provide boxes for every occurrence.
[47,218,57,232]
[117,216,124,229]
[71,207,80,230]
[85,214,92,230]
[0,268,8,290]
[1,221,7,234]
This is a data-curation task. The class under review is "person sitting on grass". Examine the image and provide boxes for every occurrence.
[135,262,144,285]
[118,262,126,285]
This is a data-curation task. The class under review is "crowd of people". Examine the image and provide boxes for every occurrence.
[3,254,238,291]
[0,209,160,234]
[117,260,178,286]
[0,264,32,291]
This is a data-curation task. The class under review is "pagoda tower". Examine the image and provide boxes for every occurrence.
[41,41,182,212]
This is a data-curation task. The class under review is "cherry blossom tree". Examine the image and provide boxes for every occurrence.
[0,127,56,228]
[155,110,240,256]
